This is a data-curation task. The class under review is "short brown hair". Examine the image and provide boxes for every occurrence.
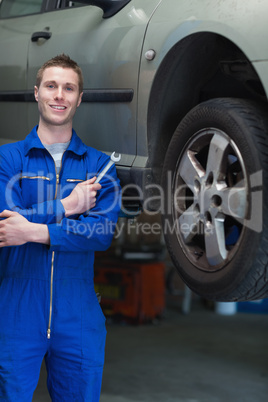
[36,54,84,93]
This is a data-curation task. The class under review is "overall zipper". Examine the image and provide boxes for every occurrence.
[47,153,65,339]
[21,172,54,338]
[47,251,55,339]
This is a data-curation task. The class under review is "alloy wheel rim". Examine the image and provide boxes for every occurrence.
[173,128,248,272]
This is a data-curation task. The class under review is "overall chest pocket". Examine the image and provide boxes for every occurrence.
[20,175,54,207]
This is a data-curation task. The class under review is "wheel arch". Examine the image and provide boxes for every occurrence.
[147,32,268,186]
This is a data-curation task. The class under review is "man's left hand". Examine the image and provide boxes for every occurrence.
[0,210,50,247]
[0,210,34,247]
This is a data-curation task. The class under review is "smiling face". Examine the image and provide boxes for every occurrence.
[34,66,83,131]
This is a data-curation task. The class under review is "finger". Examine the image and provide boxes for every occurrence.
[82,177,97,185]
[89,190,97,198]
[90,201,96,209]
[90,183,102,191]
[0,210,14,219]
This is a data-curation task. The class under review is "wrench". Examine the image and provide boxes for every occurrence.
[95,151,121,183]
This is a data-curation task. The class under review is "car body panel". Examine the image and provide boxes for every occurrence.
[145,0,268,61]
[253,61,268,100]
[137,0,268,164]
[0,1,161,167]
[0,13,42,144]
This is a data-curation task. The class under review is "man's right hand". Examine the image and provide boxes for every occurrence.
[61,177,102,217]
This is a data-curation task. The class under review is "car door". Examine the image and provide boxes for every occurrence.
[0,0,44,145]
[27,0,161,166]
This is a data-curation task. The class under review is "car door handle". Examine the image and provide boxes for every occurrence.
[31,31,52,42]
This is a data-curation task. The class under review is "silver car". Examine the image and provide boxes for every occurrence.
[1,0,268,302]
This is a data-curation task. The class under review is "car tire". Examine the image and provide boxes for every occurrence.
[161,97,268,301]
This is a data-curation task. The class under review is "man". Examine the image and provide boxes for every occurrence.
[0,54,121,401]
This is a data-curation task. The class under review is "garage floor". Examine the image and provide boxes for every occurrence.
[33,298,268,402]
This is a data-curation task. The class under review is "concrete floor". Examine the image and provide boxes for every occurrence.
[33,301,268,402]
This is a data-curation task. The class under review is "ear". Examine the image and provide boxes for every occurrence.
[34,86,39,102]
[77,92,83,108]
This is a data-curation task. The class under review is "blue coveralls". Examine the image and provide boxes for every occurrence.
[0,126,121,401]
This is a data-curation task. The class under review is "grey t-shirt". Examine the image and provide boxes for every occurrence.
[43,141,70,174]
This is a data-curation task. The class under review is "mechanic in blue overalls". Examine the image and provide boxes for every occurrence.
[0,54,121,401]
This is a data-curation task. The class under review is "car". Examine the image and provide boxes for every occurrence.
[1,0,268,302]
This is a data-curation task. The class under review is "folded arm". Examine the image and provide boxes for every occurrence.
[0,177,103,247]
[0,211,50,247]
[0,146,121,250]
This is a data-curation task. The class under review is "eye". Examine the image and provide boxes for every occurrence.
[66,87,73,91]
[47,84,54,89]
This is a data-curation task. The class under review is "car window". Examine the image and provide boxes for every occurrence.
[0,0,43,18]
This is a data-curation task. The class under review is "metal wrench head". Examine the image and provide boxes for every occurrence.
[111,151,121,162]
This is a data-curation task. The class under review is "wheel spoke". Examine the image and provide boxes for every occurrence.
[220,183,247,220]
[178,204,199,243]
[206,134,229,176]
[180,150,205,190]
[205,214,227,266]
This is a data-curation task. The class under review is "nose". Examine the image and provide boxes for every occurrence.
[54,86,64,100]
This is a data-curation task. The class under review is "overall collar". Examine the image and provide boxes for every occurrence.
[24,125,87,156]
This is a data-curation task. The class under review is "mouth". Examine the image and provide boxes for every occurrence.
[50,105,67,110]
